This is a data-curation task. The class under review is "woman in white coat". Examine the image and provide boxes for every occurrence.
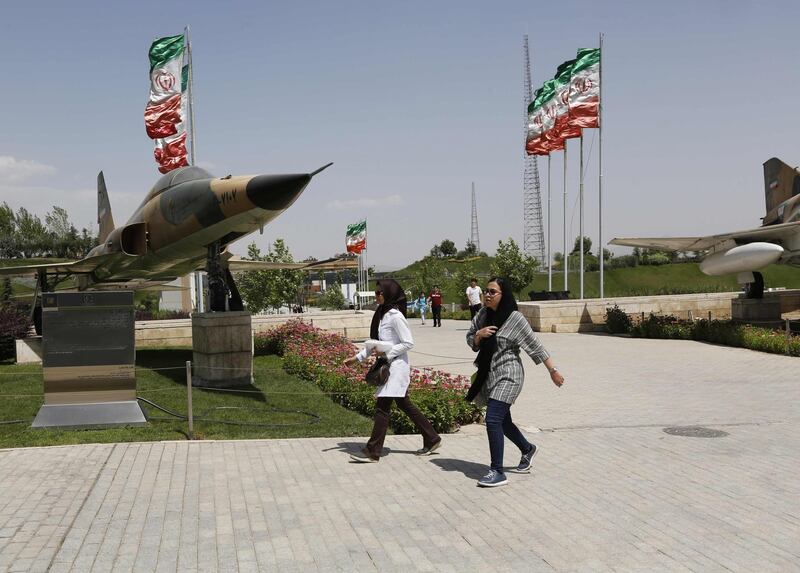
[345,279,441,462]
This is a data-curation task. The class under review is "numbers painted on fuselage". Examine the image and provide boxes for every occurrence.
[217,189,237,207]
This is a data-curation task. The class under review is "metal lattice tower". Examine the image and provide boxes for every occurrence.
[470,182,480,253]
[522,35,546,265]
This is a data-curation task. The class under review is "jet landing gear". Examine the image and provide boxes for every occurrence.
[205,242,244,312]
[742,271,765,299]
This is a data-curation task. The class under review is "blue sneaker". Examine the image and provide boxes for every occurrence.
[477,469,508,488]
[517,444,538,472]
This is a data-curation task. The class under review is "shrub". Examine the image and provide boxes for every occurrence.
[604,304,632,334]
[254,320,481,432]
[134,309,190,321]
[630,313,692,339]
[628,315,800,356]
[319,286,347,310]
[0,305,31,360]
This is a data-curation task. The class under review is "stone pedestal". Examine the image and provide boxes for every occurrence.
[192,311,253,388]
[731,297,782,324]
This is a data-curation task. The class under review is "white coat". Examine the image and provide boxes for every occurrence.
[355,309,414,397]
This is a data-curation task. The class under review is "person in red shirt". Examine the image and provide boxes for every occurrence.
[427,285,443,327]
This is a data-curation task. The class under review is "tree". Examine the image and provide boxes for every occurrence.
[457,239,479,258]
[448,261,478,305]
[571,235,593,255]
[490,238,539,295]
[429,244,442,258]
[438,239,457,258]
[14,207,48,258]
[45,206,71,239]
[236,240,306,313]
[411,257,445,298]
[319,280,347,310]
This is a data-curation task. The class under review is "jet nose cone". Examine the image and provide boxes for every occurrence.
[246,173,312,211]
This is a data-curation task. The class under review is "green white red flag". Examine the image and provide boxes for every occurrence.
[569,48,600,128]
[526,47,600,156]
[346,220,367,254]
[551,59,582,141]
[145,34,189,174]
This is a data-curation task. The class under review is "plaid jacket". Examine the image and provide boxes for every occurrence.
[466,309,550,405]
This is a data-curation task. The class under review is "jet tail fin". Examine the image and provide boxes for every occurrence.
[97,171,115,242]
[763,158,800,219]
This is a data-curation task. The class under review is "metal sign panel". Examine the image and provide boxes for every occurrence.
[33,291,145,428]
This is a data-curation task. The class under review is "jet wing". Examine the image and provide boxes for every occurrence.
[610,220,800,252]
[227,257,358,272]
[0,255,107,277]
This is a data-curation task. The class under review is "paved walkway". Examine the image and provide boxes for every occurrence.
[1,319,798,572]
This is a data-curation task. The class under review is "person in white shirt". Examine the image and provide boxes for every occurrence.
[344,279,441,462]
[466,278,483,319]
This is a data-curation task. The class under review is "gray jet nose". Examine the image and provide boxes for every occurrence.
[246,173,312,211]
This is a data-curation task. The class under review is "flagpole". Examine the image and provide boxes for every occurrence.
[185,26,200,311]
[579,132,584,300]
[184,26,196,166]
[599,32,605,299]
[563,142,568,293]
[364,219,369,292]
[547,154,552,291]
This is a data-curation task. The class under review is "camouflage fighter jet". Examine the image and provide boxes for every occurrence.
[1,163,357,320]
[611,158,800,298]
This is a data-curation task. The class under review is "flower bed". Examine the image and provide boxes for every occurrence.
[254,320,480,433]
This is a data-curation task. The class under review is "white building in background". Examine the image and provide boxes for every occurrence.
[159,273,197,312]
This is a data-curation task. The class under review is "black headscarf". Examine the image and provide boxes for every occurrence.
[466,277,518,402]
[370,278,408,340]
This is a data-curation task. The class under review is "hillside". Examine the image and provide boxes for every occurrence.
[381,257,800,304]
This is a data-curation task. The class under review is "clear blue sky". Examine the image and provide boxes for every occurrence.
[2,0,799,269]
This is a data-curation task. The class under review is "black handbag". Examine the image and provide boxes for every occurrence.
[365,357,390,386]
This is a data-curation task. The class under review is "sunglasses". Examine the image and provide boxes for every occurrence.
[485,288,501,296]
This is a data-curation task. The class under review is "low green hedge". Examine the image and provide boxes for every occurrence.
[255,320,481,433]
[611,309,800,356]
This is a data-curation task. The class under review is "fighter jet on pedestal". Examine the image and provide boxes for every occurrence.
[611,158,800,298]
[1,162,356,323]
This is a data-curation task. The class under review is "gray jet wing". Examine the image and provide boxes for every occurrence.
[610,220,800,252]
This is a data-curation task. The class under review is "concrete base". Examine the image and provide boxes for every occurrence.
[731,297,782,322]
[32,400,147,429]
[192,311,253,388]
[15,337,43,364]
[519,292,740,333]
[135,310,373,349]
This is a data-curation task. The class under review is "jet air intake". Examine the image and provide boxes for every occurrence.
[699,242,783,276]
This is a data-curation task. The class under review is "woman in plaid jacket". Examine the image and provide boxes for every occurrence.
[466,277,565,487]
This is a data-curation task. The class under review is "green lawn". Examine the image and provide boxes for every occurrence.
[526,263,800,298]
[0,351,374,448]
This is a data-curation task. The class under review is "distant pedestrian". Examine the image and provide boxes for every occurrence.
[466,278,483,319]
[466,277,565,488]
[428,286,443,327]
[416,292,427,325]
[344,279,441,462]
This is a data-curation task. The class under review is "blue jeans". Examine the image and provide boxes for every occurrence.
[485,398,532,472]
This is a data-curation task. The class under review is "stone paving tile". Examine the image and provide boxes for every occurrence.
[1,321,799,571]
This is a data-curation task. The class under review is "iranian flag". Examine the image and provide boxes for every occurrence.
[346,220,367,254]
[551,58,582,142]
[145,34,189,174]
[569,48,600,128]
[525,80,552,155]
[526,60,580,155]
